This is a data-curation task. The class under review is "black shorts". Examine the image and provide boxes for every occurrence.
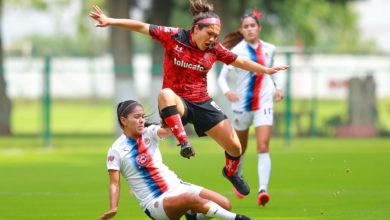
[180,98,227,137]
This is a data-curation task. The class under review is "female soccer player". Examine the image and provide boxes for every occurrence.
[217,9,283,206]
[89,0,288,196]
[99,100,253,220]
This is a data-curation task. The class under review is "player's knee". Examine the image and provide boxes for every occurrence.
[218,197,232,210]
[182,193,203,206]
[158,88,175,103]
[257,142,269,153]
[231,138,242,156]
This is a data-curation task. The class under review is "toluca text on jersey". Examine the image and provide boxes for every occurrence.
[173,57,205,71]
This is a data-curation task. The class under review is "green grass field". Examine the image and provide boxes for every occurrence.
[1,99,390,219]
[1,136,390,220]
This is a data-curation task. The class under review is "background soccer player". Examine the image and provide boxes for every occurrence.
[100,100,253,220]
[89,0,288,197]
[218,9,283,206]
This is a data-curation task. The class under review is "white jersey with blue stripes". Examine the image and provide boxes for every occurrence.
[106,125,181,209]
[218,39,281,112]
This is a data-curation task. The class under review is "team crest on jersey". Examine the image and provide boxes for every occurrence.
[144,137,151,145]
[136,153,150,167]
[107,155,115,162]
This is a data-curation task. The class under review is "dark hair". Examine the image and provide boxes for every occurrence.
[117,100,158,129]
[189,0,219,30]
[116,100,143,129]
[222,11,261,50]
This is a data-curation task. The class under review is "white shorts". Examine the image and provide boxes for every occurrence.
[144,181,203,220]
[232,106,274,131]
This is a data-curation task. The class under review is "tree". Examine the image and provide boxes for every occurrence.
[107,0,137,119]
[0,0,11,135]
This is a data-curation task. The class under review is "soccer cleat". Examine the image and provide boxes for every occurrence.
[257,190,270,206]
[235,214,254,220]
[233,187,245,199]
[179,141,195,159]
[222,167,250,196]
[184,213,197,220]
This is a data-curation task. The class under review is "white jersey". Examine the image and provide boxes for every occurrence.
[218,39,282,112]
[106,125,181,209]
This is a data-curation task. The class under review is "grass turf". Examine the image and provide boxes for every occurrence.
[1,136,389,219]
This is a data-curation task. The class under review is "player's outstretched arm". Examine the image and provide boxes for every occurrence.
[231,57,288,75]
[157,126,172,139]
[89,5,150,35]
[99,170,120,220]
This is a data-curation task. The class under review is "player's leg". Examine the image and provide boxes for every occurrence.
[158,88,194,158]
[205,119,250,196]
[229,111,252,198]
[253,106,273,206]
[231,129,249,198]
[163,193,252,220]
[235,129,249,177]
[254,125,272,206]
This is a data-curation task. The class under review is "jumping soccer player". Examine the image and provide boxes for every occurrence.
[89,0,288,196]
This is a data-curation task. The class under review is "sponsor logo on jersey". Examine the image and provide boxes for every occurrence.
[175,45,183,52]
[136,153,150,167]
[173,57,205,71]
[163,27,178,33]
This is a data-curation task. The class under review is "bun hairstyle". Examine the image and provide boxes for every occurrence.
[189,0,220,29]
[116,100,142,129]
[222,8,263,50]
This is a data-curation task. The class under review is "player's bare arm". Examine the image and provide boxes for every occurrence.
[157,127,172,139]
[89,5,150,35]
[231,57,288,75]
[99,170,120,220]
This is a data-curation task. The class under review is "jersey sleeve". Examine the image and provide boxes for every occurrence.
[214,41,237,65]
[149,24,180,44]
[145,124,162,141]
[218,64,232,94]
[269,47,283,90]
[106,147,120,171]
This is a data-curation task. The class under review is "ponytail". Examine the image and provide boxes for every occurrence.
[189,0,219,29]
[222,29,244,50]
[189,0,214,17]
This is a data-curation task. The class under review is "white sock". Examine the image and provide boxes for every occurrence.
[258,152,271,192]
[195,213,212,220]
[206,201,236,220]
[236,154,245,177]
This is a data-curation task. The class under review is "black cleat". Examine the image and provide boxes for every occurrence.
[179,141,195,159]
[235,214,254,220]
[222,167,250,196]
[184,213,197,220]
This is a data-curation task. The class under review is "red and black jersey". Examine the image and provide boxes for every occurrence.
[149,24,237,102]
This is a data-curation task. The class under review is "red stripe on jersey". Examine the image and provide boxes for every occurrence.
[252,41,266,110]
[137,137,169,193]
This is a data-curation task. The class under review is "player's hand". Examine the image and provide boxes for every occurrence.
[266,66,288,75]
[274,89,284,102]
[98,208,117,220]
[89,5,111,27]
[225,91,239,102]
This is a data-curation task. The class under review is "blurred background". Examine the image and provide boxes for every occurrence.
[1,1,390,219]
[1,0,389,144]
